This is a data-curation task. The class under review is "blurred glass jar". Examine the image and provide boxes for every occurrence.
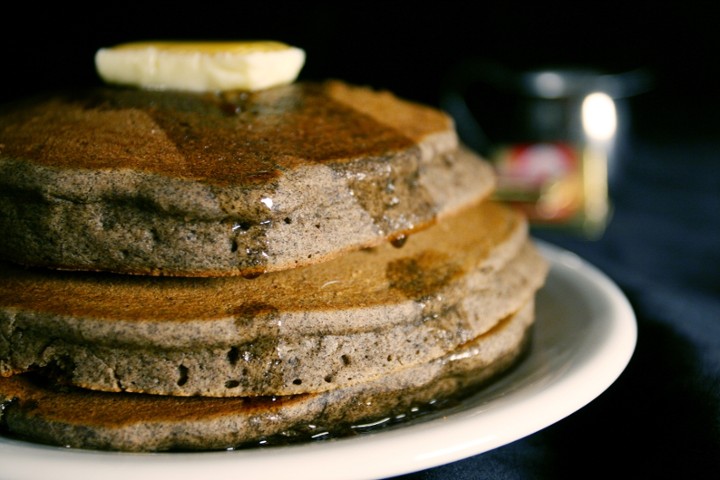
[441,61,651,237]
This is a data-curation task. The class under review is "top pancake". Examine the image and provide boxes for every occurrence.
[0,80,494,276]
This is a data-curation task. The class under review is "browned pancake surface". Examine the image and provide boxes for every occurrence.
[0,301,536,452]
[0,202,549,397]
[0,201,519,323]
[0,81,494,276]
[0,81,448,185]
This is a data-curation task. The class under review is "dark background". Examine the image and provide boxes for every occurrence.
[2,1,719,139]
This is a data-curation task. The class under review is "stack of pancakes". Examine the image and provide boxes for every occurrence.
[0,79,548,451]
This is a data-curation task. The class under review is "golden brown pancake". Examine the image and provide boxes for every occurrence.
[0,80,494,277]
[0,201,547,397]
[0,300,535,452]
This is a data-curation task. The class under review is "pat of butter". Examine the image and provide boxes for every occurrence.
[95,41,306,92]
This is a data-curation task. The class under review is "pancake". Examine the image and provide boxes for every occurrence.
[0,201,548,397]
[0,80,494,277]
[0,44,550,453]
[0,300,534,452]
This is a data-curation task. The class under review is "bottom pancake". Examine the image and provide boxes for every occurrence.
[0,301,534,452]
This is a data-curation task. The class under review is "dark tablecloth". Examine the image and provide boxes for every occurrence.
[391,102,720,478]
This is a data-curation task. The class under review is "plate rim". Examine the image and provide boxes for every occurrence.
[0,240,637,480]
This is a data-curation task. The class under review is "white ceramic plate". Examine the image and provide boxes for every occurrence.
[0,241,636,480]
